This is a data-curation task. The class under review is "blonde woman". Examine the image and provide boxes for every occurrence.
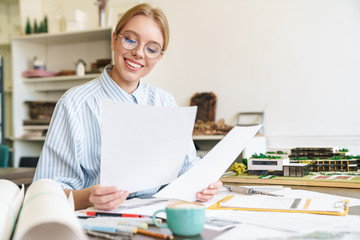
[33,3,222,210]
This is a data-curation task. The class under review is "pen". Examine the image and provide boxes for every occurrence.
[81,222,137,233]
[83,218,148,229]
[86,211,147,218]
[225,185,283,197]
[84,230,123,240]
[80,216,163,225]
[137,228,174,240]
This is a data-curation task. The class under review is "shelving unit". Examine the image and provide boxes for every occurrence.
[23,73,100,91]
[11,27,112,167]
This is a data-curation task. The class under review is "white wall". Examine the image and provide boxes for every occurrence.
[140,0,360,153]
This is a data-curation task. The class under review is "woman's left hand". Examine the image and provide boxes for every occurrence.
[196,180,223,202]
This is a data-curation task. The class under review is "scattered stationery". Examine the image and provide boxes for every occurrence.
[101,102,197,193]
[208,195,349,216]
[0,179,87,240]
[154,125,262,201]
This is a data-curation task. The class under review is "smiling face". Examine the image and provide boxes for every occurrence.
[110,14,164,93]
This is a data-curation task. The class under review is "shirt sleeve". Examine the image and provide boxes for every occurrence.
[33,97,85,190]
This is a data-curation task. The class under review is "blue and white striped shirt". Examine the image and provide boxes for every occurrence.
[33,65,200,197]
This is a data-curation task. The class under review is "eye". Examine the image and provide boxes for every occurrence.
[125,37,137,44]
[146,47,158,54]
[146,44,161,54]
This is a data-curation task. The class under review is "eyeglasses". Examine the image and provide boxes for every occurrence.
[118,33,164,59]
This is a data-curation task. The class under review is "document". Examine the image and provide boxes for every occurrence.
[101,101,197,193]
[154,125,262,201]
[212,195,349,216]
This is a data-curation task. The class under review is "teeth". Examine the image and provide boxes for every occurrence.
[126,59,141,68]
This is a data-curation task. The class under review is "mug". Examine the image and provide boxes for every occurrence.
[152,202,206,236]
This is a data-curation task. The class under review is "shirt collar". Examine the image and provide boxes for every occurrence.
[99,65,145,103]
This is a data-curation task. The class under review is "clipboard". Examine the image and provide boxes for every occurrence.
[207,195,350,216]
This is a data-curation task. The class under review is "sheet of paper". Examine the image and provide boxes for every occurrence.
[277,188,360,207]
[0,180,24,240]
[13,179,86,240]
[154,125,262,201]
[220,195,346,213]
[207,197,360,236]
[101,102,197,193]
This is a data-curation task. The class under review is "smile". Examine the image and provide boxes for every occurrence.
[125,58,143,69]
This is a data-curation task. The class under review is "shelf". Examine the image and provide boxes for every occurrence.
[23,125,49,131]
[192,135,225,140]
[12,27,112,45]
[0,42,11,48]
[15,137,46,141]
[23,73,100,91]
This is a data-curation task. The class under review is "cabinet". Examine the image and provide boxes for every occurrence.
[11,27,112,167]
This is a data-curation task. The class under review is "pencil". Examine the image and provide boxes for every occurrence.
[86,211,147,218]
[137,228,174,240]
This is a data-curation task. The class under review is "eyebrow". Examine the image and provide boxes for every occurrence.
[122,30,163,47]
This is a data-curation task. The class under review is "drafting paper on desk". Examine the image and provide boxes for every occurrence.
[12,179,87,240]
[211,195,349,216]
[154,125,262,201]
[0,180,24,240]
[101,102,197,193]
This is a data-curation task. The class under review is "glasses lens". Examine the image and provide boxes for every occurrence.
[121,34,138,50]
[145,43,162,59]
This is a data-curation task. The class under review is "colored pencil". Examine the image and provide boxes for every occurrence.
[86,211,147,218]
[137,228,174,240]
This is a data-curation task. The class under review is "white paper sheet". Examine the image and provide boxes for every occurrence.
[207,191,360,235]
[0,180,24,240]
[13,179,87,240]
[220,195,346,213]
[154,125,262,201]
[100,102,197,193]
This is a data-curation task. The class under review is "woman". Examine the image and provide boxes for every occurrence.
[33,3,222,210]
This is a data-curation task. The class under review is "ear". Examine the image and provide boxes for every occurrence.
[157,52,164,62]
[111,31,118,52]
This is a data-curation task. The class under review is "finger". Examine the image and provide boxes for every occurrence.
[196,192,214,202]
[208,180,223,189]
[202,188,219,195]
[91,184,119,195]
[90,190,127,205]
[94,191,129,210]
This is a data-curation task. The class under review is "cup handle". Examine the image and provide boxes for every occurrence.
[152,209,168,228]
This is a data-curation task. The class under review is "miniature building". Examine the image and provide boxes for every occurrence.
[304,159,358,172]
[283,163,310,177]
[290,147,337,159]
[247,155,289,176]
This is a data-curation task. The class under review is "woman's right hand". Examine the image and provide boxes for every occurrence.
[89,184,129,211]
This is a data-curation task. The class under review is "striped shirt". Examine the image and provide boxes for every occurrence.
[33,65,200,197]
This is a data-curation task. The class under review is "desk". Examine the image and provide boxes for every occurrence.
[88,185,360,240]
[0,167,35,186]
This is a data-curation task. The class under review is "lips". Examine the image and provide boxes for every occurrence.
[124,58,143,70]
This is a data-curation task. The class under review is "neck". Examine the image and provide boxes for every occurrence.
[109,69,139,94]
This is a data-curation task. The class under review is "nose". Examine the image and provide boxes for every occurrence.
[131,44,145,59]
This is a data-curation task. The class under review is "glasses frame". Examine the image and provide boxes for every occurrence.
[117,34,164,59]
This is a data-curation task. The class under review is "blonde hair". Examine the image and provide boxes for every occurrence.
[114,3,170,52]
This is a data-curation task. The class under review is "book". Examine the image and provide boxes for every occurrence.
[208,195,349,216]
[0,178,87,240]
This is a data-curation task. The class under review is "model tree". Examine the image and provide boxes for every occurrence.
[25,18,32,34]
[34,19,39,33]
